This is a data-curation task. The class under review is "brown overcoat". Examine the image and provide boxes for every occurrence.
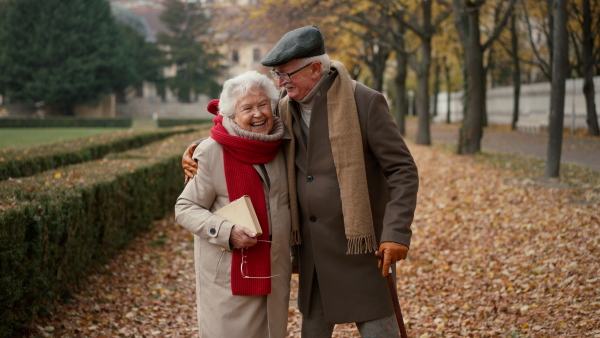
[280,66,419,324]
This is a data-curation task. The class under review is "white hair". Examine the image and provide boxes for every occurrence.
[218,71,280,118]
[299,53,330,75]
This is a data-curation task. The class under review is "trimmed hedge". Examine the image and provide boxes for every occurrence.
[0,130,208,337]
[157,118,211,128]
[0,126,199,181]
[0,118,132,128]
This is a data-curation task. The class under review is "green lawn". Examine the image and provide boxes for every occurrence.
[0,128,128,150]
[0,119,158,150]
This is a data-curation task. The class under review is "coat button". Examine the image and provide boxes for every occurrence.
[307,175,314,182]
[209,228,216,235]
[309,216,317,223]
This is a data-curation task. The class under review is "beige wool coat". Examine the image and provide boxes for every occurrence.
[280,66,419,324]
[175,117,292,338]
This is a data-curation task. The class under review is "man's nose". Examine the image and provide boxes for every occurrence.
[277,77,286,87]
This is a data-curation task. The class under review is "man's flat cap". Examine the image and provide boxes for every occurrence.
[261,25,325,67]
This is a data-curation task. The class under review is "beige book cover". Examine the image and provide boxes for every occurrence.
[214,195,262,236]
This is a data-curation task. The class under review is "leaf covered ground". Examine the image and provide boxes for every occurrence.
[27,142,599,338]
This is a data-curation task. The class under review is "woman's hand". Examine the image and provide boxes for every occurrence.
[229,225,258,249]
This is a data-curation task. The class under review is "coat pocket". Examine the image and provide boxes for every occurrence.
[213,250,230,286]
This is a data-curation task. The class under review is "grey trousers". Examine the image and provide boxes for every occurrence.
[301,274,400,338]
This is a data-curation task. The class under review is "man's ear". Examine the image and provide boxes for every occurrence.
[310,62,322,78]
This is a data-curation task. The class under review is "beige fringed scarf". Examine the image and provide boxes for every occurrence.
[280,60,377,254]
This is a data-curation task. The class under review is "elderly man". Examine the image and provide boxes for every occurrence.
[182,25,418,337]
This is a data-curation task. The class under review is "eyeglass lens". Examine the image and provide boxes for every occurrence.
[269,62,313,82]
[240,240,281,279]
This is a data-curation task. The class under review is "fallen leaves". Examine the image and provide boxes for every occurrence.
[26,215,199,337]
[25,141,599,337]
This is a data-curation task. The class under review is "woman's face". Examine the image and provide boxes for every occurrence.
[233,88,274,135]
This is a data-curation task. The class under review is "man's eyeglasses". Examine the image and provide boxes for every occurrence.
[269,62,318,83]
[240,240,281,279]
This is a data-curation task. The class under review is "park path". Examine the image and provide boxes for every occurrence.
[406,118,600,173]
[27,138,599,337]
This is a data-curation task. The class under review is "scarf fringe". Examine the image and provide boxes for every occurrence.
[346,235,378,255]
[290,229,301,246]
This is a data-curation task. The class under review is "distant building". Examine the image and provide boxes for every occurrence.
[107,0,281,119]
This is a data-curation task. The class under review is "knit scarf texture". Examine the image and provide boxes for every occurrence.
[279,60,377,254]
[210,114,282,295]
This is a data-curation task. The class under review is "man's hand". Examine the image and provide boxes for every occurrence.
[291,245,299,274]
[376,242,408,277]
[229,225,258,249]
[182,144,199,184]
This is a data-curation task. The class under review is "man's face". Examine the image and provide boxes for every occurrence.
[272,59,321,101]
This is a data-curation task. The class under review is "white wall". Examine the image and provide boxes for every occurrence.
[432,76,600,131]
[115,84,213,120]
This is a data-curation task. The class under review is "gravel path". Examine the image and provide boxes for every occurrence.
[406,119,600,172]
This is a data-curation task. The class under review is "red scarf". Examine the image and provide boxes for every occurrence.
[211,114,282,295]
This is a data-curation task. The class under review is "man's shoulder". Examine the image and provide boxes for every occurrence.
[354,81,381,98]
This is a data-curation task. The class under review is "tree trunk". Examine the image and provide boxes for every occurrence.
[510,10,521,131]
[581,0,599,136]
[456,5,485,154]
[433,58,440,117]
[459,51,469,151]
[444,57,451,124]
[415,1,432,145]
[415,41,432,145]
[364,40,391,93]
[545,0,568,178]
[395,51,408,135]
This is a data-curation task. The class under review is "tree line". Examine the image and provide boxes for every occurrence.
[0,0,222,113]
[241,0,598,178]
[0,0,597,178]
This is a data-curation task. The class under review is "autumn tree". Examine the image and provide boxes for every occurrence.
[508,7,521,130]
[399,0,451,145]
[522,0,554,81]
[158,0,222,102]
[321,3,411,135]
[569,0,599,136]
[313,0,451,145]
[339,18,393,93]
[250,0,413,133]
[545,0,568,178]
[393,34,410,135]
[449,0,516,154]
[0,0,135,114]
[494,3,524,130]
[0,0,6,96]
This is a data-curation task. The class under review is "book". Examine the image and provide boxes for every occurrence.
[214,195,262,236]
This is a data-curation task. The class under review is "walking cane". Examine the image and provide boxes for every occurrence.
[375,251,408,338]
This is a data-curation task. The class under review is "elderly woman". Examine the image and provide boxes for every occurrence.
[175,71,291,337]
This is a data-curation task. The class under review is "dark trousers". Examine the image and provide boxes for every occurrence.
[301,272,399,338]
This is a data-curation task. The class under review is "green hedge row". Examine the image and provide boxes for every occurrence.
[0,126,199,181]
[0,118,132,128]
[0,130,208,337]
[157,118,211,128]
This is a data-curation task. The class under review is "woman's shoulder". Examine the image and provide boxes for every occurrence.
[193,137,222,161]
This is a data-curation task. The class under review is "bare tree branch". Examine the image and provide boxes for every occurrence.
[482,0,517,51]
[521,0,551,80]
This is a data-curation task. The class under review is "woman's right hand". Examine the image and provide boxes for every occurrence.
[229,225,258,249]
